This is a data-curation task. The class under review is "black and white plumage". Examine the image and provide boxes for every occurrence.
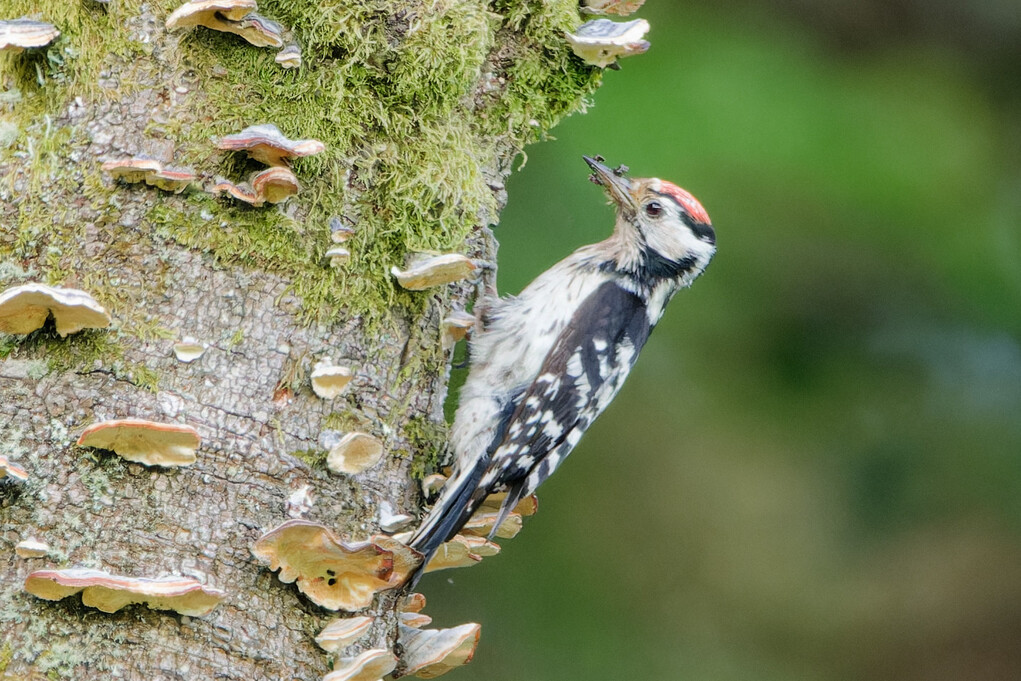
[408,157,716,579]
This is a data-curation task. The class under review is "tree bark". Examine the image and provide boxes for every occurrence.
[0,0,599,678]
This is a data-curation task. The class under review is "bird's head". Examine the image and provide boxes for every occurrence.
[584,155,716,282]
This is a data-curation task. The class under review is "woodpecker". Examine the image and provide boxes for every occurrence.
[408,156,716,579]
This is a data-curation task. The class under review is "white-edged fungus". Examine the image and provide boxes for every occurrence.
[401,592,427,614]
[15,539,49,558]
[0,283,111,337]
[424,534,500,573]
[370,535,423,585]
[251,165,299,203]
[77,418,200,467]
[217,123,325,166]
[311,359,354,400]
[324,649,397,681]
[211,177,263,205]
[581,0,646,15]
[391,254,477,291]
[377,502,414,533]
[461,510,523,540]
[480,491,538,517]
[401,610,433,628]
[440,310,475,352]
[566,18,650,68]
[398,622,481,679]
[0,455,29,481]
[329,217,356,243]
[24,568,224,616]
[102,157,197,193]
[326,432,383,475]
[315,615,374,653]
[0,18,59,52]
[172,336,208,362]
[166,0,284,47]
[251,519,402,611]
[275,43,301,68]
[325,246,351,268]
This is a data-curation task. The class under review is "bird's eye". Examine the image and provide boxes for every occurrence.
[645,201,663,218]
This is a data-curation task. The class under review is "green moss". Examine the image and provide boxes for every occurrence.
[403,414,448,479]
[0,643,12,674]
[291,447,328,468]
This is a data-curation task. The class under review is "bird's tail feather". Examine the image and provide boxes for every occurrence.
[406,458,490,587]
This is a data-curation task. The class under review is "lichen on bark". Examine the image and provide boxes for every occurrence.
[0,0,600,678]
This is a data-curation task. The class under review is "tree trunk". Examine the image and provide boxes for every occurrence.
[0,0,599,678]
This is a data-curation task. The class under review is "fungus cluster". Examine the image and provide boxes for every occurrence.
[212,124,323,205]
[0,283,110,337]
[101,157,197,193]
[166,0,282,48]
[0,18,59,53]
[566,18,651,68]
[24,569,225,616]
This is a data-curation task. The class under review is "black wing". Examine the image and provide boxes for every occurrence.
[479,280,654,527]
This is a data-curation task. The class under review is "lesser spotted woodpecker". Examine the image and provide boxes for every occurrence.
[408,157,716,579]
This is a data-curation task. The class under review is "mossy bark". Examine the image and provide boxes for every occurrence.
[0,0,599,678]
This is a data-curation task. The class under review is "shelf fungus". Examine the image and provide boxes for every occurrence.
[460,509,523,540]
[480,490,538,517]
[172,336,208,362]
[401,610,433,629]
[77,418,201,467]
[252,165,300,203]
[15,539,49,558]
[370,535,422,585]
[0,18,59,52]
[566,18,650,69]
[217,123,325,166]
[24,569,225,616]
[397,622,481,679]
[275,43,301,68]
[324,648,398,681]
[0,283,110,337]
[440,310,475,352]
[166,0,283,48]
[0,455,29,482]
[424,534,500,573]
[251,520,421,611]
[325,246,351,268]
[329,217,356,244]
[326,432,383,475]
[311,359,354,400]
[315,615,374,653]
[581,0,646,15]
[101,157,196,193]
[211,177,262,206]
[391,254,477,291]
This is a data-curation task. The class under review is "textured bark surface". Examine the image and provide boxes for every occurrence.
[0,0,598,678]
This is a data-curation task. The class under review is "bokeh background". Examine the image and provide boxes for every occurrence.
[422,1,1021,679]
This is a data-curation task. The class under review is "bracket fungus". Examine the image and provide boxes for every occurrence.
[397,622,481,679]
[378,502,414,533]
[324,649,398,681]
[0,455,29,481]
[275,43,301,68]
[480,490,539,517]
[566,18,650,68]
[315,615,374,653]
[391,254,477,291]
[251,165,300,203]
[77,418,201,467]
[311,359,354,400]
[217,123,325,166]
[581,0,646,15]
[15,539,49,558]
[0,283,110,337]
[401,610,433,629]
[424,535,500,573]
[330,217,356,244]
[460,509,523,540]
[326,432,383,475]
[0,18,59,52]
[166,0,283,48]
[172,336,208,362]
[440,310,476,352]
[211,177,263,206]
[101,157,196,193]
[24,568,225,616]
[251,520,419,611]
[325,246,351,268]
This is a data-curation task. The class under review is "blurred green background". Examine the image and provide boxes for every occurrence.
[422,1,1021,679]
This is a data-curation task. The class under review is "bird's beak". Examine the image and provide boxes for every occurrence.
[584,156,636,211]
